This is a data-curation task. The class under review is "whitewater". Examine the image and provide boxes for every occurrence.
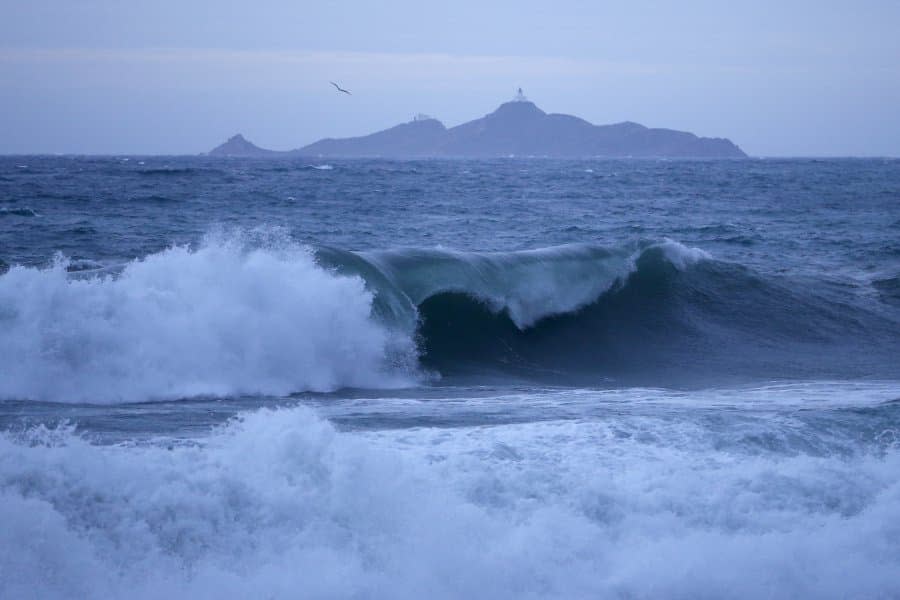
[1,156,899,598]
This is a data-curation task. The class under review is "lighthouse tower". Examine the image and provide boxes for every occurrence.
[513,87,528,102]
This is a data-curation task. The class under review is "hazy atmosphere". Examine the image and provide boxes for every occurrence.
[4,3,900,599]
[2,0,899,156]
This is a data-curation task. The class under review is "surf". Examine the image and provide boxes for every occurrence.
[1,231,898,403]
[0,230,416,404]
[324,239,900,385]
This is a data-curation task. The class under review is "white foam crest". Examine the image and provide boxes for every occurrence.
[0,232,415,403]
[372,240,713,330]
[1,404,899,599]
[653,238,713,270]
[0,206,39,217]
[485,247,634,328]
[370,244,636,329]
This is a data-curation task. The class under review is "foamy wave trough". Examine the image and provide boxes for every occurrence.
[1,402,898,599]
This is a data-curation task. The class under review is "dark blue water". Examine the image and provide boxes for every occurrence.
[1,156,899,599]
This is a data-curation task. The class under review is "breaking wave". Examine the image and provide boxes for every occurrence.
[1,232,898,402]
[2,401,900,599]
[0,232,415,403]
[0,207,39,217]
[323,240,900,385]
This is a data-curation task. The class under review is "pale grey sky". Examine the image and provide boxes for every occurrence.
[1,0,898,155]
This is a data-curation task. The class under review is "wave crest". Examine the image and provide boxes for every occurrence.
[2,234,896,401]
[351,239,707,329]
[0,233,415,403]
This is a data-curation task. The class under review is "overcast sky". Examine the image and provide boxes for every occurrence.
[1,0,898,156]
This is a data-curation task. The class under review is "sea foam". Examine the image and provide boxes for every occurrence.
[1,395,899,599]
[0,231,414,403]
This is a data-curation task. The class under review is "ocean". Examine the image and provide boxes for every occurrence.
[1,156,899,598]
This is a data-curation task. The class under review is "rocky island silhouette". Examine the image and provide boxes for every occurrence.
[210,91,746,158]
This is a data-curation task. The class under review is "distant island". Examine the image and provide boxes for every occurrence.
[210,91,746,158]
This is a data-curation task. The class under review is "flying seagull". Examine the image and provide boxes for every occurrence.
[330,81,351,95]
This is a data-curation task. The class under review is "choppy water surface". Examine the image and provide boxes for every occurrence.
[1,156,899,598]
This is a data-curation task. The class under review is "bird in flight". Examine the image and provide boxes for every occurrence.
[330,82,351,95]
